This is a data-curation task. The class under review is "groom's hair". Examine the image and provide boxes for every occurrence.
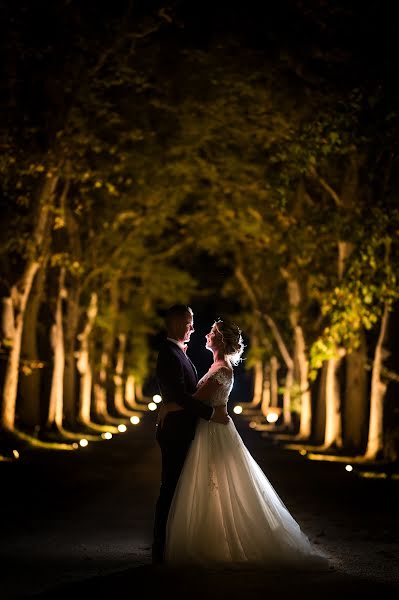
[165,304,193,329]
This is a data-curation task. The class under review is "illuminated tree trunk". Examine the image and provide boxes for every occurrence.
[364,304,389,460]
[323,353,344,448]
[1,266,39,431]
[283,274,312,439]
[93,349,111,420]
[63,282,81,426]
[77,293,97,424]
[93,278,120,420]
[344,330,368,450]
[320,237,352,449]
[250,359,263,408]
[113,333,126,413]
[92,280,124,423]
[270,355,279,407]
[135,380,151,405]
[19,265,47,427]
[1,297,14,341]
[64,204,82,426]
[1,175,57,431]
[295,325,312,439]
[47,268,66,429]
[321,237,353,449]
[260,363,270,417]
[113,333,137,417]
[283,365,294,429]
[125,374,143,410]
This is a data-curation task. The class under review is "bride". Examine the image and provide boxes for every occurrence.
[158,319,328,568]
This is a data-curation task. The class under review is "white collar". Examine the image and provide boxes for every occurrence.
[167,337,187,352]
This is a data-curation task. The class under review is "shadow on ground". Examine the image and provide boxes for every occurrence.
[26,563,399,600]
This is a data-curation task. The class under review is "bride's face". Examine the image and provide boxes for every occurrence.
[205,323,223,352]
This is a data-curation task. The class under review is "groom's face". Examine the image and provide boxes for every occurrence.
[176,313,194,344]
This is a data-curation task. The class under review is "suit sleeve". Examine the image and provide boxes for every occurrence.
[157,351,213,421]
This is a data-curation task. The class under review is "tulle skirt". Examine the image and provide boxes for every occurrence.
[165,418,328,569]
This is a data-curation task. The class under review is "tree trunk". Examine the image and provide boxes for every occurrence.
[76,293,97,424]
[323,353,344,448]
[63,282,81,426]
[63,202,83,426]
[284,274,312,439]
[135,380,151,405]
[295,325,313,439]
[1,297,14,340]
[364,304,389,460]
[282,365,293,429]
[314,363,328,445]
[250,359,263,408]
[19,265,47,428]
[344,329,368,451]
[270,355,279,407]
[260,363,270,417]
[1,264,39,431]
[1,174,58,431]
[93,350,111,420]
[46,268,66,429]
[113,333,135,416]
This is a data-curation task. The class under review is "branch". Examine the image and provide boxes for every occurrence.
[234,265,294,369]
[308,165,343,207]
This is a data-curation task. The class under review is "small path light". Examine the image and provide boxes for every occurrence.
[233,405,243,414]
[153,394,162,403]
[118,424,127,433]
[266,411,279,424]
[148,402,157,411]
[79,439,88,447]
[130,416,140,425]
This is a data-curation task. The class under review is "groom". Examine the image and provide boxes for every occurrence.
[152,304,229,565]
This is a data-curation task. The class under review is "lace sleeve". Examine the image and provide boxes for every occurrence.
[212,367,233,386]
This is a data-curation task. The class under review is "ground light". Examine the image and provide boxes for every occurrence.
[101,432,113,440]
[233,405,243,414]
[148,402,157,411]
[118,424,127,432]
[345,464,353,472]
[266,411,279,423]
[153,394,162,403]
[130,416,140,425]
[79,439,88,447]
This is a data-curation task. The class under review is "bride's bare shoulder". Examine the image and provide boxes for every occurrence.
[214,361,233,372]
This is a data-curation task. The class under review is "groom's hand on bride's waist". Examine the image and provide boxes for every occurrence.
[210,405,230,425]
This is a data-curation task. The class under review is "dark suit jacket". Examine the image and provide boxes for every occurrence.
[155,339,213,442]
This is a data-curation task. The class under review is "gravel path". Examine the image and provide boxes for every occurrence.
[1,413,398,599]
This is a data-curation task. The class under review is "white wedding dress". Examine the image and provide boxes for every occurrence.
[165,365,328,569]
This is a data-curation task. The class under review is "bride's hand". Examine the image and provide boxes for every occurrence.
[156,402,183,428]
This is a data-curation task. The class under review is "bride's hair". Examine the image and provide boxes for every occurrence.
[214,319,245,366]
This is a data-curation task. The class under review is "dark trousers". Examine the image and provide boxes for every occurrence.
[152,438,192,563]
